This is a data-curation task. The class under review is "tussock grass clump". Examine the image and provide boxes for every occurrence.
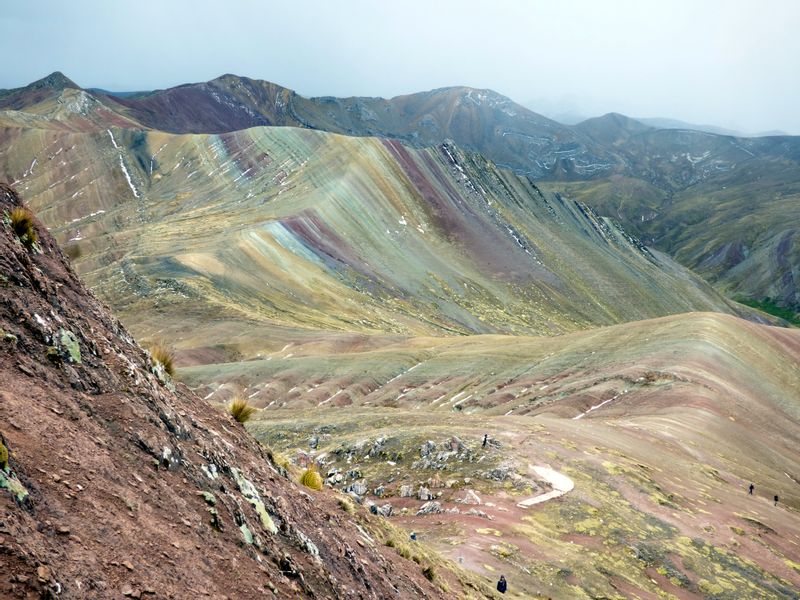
[8,207,37,249]
[300,468,323,491]
[229,397,256,423]
[262,444,292,477]
[147,343,175,377]
[338,496,356,514]
[65,243,82,261]
[0,440,8,471]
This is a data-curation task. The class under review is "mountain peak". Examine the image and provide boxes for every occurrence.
[574,112,652,142]
[26,71,79,91]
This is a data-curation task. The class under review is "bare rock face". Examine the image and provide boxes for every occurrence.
[0,183,447,598]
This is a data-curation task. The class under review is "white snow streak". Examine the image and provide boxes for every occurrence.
[572,389,628,420]
[318,389,343,406]
[118,156,139,198]
[517,465,575,508]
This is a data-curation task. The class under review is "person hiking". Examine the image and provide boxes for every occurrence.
[496,574,507,594]
[482,433,488,448]
[774,494,779,506]
[749,483,754,495]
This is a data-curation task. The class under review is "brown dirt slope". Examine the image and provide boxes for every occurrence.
[0,182,469,598]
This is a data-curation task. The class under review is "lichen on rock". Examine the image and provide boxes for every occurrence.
[0,469,29,503]
[58,328,81,364]
[230,467,278,534]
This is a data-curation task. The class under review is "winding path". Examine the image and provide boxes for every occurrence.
[516,465,575,508]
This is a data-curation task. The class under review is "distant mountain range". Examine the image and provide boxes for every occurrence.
[1,72,798,312]
[634,117,789,138]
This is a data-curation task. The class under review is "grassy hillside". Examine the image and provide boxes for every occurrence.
[541,162,800,311]
[2,75,799,600]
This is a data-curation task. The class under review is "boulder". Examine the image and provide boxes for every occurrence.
[416,501,443,516]
[483,467,510,481]
[465,508,492,519]
[420,440,437,457]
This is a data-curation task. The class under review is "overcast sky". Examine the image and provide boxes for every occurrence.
[2,0,799,134]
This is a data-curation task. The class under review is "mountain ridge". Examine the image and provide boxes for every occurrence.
[2,71,799,310]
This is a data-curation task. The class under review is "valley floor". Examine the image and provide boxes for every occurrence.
[181,312,800,599]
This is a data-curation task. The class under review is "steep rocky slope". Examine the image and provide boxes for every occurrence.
[551,115,800,310]
[0,184,488,598]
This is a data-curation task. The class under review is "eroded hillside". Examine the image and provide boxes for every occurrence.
[0,121,754,366]
[230,313,800,599]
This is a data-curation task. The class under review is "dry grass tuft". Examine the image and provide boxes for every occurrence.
[338,495,356,514]
[9,207,37,249]
[147,343,175,377]
[300,468,323,491]
[229,397,256,423]
[0,440,8,471]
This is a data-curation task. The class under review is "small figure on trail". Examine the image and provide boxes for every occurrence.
[749,483,754,495]
[410,532,417,541]
[496,574,507,594]
[774,494,779,506]
[482,433,488,448]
